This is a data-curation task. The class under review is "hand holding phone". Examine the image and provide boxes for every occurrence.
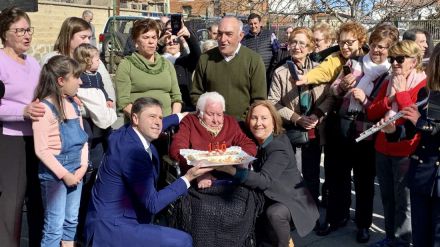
[287,60,300,81]
[342,65,351,76]
[170,14,182,35]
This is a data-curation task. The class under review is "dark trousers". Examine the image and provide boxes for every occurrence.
[324,128,351,227]
[376,152,412,246]
[410,191,440,247]
[324,135,375,228]
[0,133,43,247]
[77,119,109,242]
[257,201,292,247]
[294,138,322,205]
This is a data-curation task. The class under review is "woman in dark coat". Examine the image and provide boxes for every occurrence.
[215,100,319,247]
[161,23,201,111]
[381,42,440,247]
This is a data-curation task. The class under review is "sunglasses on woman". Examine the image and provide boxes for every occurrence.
[166,38,179,46]
[388,55,414,64]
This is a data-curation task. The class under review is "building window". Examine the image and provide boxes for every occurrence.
[182,6,192,16]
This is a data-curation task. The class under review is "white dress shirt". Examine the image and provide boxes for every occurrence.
[223,43,241,62]
[132,126,190,188]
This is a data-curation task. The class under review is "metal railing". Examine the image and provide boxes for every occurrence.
[398,20,440,42]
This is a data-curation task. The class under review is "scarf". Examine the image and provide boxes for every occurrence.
[385,69,426,117]
[126,52,165,75]
[348,55,390,112]
[162,52,181,65]
[199,118,223,137]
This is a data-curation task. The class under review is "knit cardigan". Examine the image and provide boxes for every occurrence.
[169,114,257,172]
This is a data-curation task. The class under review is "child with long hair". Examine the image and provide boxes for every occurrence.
[32,55,88,247]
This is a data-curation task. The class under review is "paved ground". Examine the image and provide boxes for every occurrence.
[20,134,387,247]
[291,164,386,247]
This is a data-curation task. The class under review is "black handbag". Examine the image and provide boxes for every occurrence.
[285,126,309,146]
[285,84,313,146]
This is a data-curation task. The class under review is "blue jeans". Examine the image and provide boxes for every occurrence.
[39,98,88,247]
[39,152,84,247]
[40,178,82,247]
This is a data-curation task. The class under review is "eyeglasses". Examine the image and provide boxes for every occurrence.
[388,55,414,64]
[338,39,357,47]
[8,27,34,36]
[166,38,179,46]
[289,40,307,48]
[370,43,389,51]
[314,38,325,43]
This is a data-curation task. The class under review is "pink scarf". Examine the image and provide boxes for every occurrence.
[385,69,426,117]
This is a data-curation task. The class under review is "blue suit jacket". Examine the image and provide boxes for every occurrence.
[84,114,188,246]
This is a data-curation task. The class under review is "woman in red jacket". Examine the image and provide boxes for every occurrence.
[367,40,426,247]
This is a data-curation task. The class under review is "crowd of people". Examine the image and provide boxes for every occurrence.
[0,5,440,247]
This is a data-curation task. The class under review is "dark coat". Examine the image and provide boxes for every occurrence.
[387,89,440,196]
[244,134,319,237]
[84,115,189,247]
[174,31,201,111]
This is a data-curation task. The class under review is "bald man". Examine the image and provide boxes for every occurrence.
[191,16,266,120]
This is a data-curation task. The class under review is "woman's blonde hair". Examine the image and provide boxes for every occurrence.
[389,40,423,71]
[288,27,315,51]
[246,101,284,136]
[311,22,335,43]
[73,43,98,71]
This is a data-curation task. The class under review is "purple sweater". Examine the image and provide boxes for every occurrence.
[0,50,41,136]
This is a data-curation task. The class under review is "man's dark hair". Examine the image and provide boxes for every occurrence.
[402,28,432,58]
[402,28,425,41]
[131,97,163,121]
[247,13,261,22]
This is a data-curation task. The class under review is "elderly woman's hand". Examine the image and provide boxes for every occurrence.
[392,74,407,93]
[340,74,356,91]
[378,116,396,134]
[295,75,307,86]
[197,173,217,189]
[183,163,213,183]
[351,88,367,104]
[296,115,318,130]
[24,99,46,121]
[401,104,420,126]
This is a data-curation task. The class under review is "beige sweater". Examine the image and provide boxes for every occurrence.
[268,63,335,125]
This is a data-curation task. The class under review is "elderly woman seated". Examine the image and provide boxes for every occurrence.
[170,91,257,187]
[169,91,262,247]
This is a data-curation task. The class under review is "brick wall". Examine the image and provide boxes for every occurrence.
[25,1,145,62]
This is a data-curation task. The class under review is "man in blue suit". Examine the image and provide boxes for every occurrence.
[84,97,212,247]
